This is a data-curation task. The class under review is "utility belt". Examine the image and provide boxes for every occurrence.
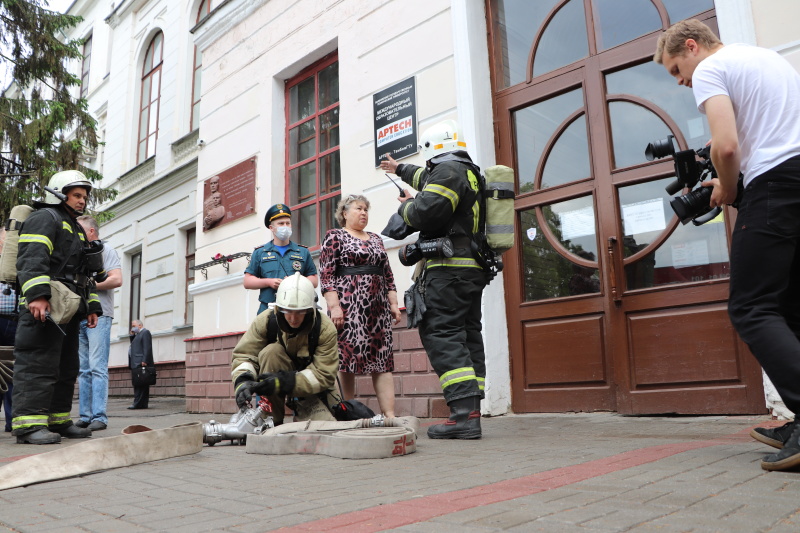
[398,233,475,268]
[335,265,383,276]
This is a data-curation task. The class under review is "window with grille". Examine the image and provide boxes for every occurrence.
[284,53,340,248]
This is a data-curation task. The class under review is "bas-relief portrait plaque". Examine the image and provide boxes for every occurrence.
[202,157,256,231]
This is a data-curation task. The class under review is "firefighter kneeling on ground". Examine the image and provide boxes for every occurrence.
[231,272,340,424]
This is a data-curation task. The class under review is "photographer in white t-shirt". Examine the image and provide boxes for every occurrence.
[655,19,800,472]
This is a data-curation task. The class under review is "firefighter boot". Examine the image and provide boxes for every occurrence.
[427,396,481,440]
[16,427,62,445]
[50,423,92,439]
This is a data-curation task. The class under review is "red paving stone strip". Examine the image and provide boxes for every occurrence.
[279,424,767,533]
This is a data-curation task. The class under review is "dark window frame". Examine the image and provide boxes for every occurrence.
[284,52,340,248]
[185,228,196,325]
[137,31,164,163]
[130,251,142,325]
[190,0,211,131]
[80,35,92,99]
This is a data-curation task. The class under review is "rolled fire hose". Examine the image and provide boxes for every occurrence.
[0,346,12,394]
[0,423,203,491]
[246,416,419,459]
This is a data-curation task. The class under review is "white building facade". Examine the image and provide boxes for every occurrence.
[57,0,799,416]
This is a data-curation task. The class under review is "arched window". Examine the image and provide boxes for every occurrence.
[138,31,163,163]
[190,0,211,131]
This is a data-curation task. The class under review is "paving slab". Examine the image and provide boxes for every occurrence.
[1,397,799,532]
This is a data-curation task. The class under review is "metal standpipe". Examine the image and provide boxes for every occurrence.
[202,398,274,446]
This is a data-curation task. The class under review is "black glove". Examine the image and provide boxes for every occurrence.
[252,371,296,397]
[234,378,258,408]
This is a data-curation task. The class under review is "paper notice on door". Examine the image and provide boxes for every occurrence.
[622,199,666,236]
[558,206,595,241]
[671,240,709,267]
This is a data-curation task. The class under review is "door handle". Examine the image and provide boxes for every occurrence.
[607,236,622,306]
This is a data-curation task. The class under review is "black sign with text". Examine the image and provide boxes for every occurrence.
[373,77,418,167]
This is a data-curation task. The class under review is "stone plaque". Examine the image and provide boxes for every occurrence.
[202,157,256,231]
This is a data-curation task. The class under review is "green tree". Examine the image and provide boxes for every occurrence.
[0,0,115,222]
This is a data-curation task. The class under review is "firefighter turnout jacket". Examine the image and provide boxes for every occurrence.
[11,204,101,435]
[395,151,489,403]
[231,308,339,399]
[396,151,483,270]
[16,206,101,314]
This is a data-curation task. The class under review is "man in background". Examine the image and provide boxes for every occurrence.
[128,319,154,409]
[75,216,122,431]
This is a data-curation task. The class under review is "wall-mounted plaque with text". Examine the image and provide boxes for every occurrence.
[202,157,256,231]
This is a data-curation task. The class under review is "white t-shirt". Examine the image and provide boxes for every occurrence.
[692,43,800,186]
[97,242,122,318]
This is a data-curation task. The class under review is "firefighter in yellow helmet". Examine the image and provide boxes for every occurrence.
[12,170,103,444]
[230,272,340,424]
[381,120,489,439]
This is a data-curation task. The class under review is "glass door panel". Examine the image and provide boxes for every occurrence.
[520,195,600,301]
[619,179,729,290]
[592,0,661,51]
[606,62,709,154]
[492,0,561,87]
[532,0,589,77]
[663,0,714,23]
[608,102,671,169]
[514,88,589,193]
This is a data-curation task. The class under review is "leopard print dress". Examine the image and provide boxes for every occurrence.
[320,229,397,374]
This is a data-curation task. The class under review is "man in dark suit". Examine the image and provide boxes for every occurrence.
[128,320,153,409]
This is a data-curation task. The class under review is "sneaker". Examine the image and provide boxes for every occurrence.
[74,419,90,428]
[750,420,797,449]
[88,420,107,431]
[762,423,800,471]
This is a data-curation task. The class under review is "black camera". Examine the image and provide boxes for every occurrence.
[84,240,108,283]
[399,237,455,266]
[645,135,721,226]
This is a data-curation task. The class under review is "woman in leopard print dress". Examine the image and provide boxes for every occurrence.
[320,194,401,417]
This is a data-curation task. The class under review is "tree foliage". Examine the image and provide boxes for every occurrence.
[0,0,115,221]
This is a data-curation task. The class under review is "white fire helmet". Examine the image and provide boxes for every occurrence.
[419,119,467,161]
[44,170,92,205]
[274,272,317,311]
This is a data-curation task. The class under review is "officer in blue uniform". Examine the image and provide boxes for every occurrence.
[244,204,318,314]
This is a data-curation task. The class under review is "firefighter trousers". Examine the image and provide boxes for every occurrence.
[419,268,488,404]
[258,342,337,425]
[11,310,81,435]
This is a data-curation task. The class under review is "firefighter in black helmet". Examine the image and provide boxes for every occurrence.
[382,120,488,439]
[11,170,103,444]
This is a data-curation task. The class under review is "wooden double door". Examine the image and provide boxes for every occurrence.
[486,0,765,414]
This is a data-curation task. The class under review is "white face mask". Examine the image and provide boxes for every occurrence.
[274,226,292,241]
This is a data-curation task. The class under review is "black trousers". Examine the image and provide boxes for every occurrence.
[132,383,150,409]
[419,268,488,403]
[728,155,800,415]
[11,310,81,434]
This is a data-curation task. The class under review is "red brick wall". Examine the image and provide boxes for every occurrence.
[182,314,446,417]
[107,362,185,398]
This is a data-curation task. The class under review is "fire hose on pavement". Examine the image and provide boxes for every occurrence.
[0,346,12,394]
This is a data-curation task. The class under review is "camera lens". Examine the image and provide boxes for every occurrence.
[645,135,676,161]
[670,186,712,224]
